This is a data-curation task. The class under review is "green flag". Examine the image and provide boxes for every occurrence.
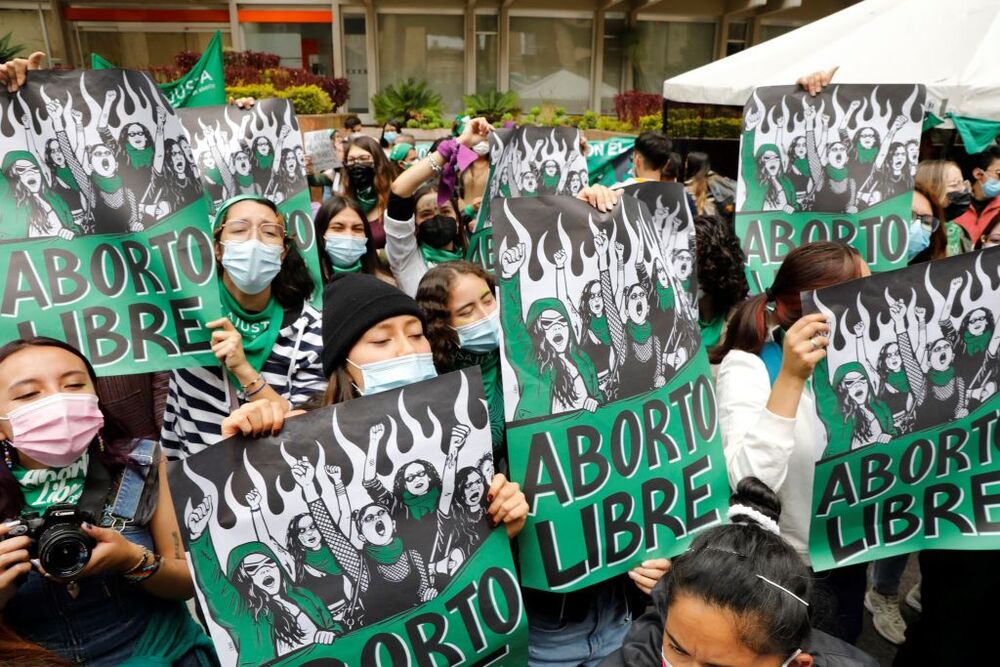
[92,31,226,109]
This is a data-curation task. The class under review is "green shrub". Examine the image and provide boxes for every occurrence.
[279,85,334,115]
[462,90,520,123]
[638,114,662,132]
[225,83,280,100]
[372,79,445,126]
[594,116,633,132]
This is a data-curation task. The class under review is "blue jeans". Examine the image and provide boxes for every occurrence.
[527,581,632,667]
[872,554,909,597]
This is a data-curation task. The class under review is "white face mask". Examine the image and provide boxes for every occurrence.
[222,240,282,295]
[472,141,490,157]
[347,353,437,395]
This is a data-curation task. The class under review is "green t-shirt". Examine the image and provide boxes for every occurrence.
[12,453,89,512]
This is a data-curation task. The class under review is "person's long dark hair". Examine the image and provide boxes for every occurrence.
[960,307,995,338]
[416,261,496,369]
[214,197,315,311]
[911,183,947,263]
[413,180,469,255]
[285,513,313,582]
[232,558,305,647]
[0,338,131,520]
[661,476,811,658]
[0,621,71,666]
[835,372,880,442]
[711,241,865,364]
[391,460,442,500]
[313,195,386,281]
[344,135,394,212]
[694,214,749,325]
[530,314,581,408]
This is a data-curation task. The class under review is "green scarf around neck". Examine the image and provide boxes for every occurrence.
[792,158,810,177]
[421,244,463,265]
[542,172,561,190]
[365,536,404,565]
[203,167,223,185]
[236,171,255,188]
[402,486,441,520]
[303,544,343,576]
[355,187,377,214]
[218,283,284,384]
[825,164,849,181]
[332,259,362,274]
[855,144,879,164]
[699,316,724,350]
[883,368,911,394]
[125,143,154,169]
[964,328,992,355]
[92,171,122,193]
[927,365,956,386]
[254,150,275,170]
[588,315,611,345]
[628,319,653,344]
[54,165,79,191]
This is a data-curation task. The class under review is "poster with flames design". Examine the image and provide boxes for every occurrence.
[169,369,528,666]
[0,68,217,374]
[803,248,1000,570]
[735,84,926,293]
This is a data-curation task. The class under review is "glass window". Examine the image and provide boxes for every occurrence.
[475,14,499,95]
[78,30,232,69]
[726,21,748,56]
[759,24,796,43]
[343,15,369,113]
[4,10,48,57]
[509,16,593,114]
[377,14,465,113]
[632,20,715,91]
[602,17,626,114]
[243,22,333,75]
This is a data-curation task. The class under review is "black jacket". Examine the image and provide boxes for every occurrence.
[599,580,879,667]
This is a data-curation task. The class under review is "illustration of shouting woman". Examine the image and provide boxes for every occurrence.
[833,362,897,450]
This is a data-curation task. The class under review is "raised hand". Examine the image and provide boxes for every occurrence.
[449,424,471,452]
[369,422,385,445]
[500,242,527,280]
[245,489,262,510]
[796,65,839,96]
[889,299,906,327]
[553,249,567,268]
[780,313,830,381]
[593,230,609,256]
[324,465,343,485]
[187,497,213,540]
[614,242,625,263]
[290,457,316,489]
[852,321,866,338]
[582,397,598,413]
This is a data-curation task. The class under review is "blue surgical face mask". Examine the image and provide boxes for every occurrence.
[453,309,500,353]
[325,234,367,269]
[983,178,1000,199]
[384,131,398,144]
[907,217,932,260]
[348,352,437,396]
[222,240,282,295]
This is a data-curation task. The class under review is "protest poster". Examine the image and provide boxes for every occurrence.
[177,99,322,302]
[804,249,1000,571]
[0,68,218,374]
[587,136,635,187]
[92,31,227,109]
[170,368,528,666]
[618,181,697,307]
[735,84,926,293]
[466,126,587,272]
[303,129,341,173]
[493,194,728,591]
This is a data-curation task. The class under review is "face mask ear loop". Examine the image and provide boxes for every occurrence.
[345,358,364,395]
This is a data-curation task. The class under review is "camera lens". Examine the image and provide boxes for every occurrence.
[37,524,94,578]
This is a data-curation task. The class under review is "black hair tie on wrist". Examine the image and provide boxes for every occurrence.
[764,287,775,303]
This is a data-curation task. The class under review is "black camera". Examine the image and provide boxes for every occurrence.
[4,503,96,578]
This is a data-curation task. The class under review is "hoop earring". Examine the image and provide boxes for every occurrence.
[2,441,13,470]
[97,431,105,454]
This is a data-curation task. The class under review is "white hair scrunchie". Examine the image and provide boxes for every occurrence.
[728,504,781,536]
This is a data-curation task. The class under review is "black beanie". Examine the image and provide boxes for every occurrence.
[321,273,426,377]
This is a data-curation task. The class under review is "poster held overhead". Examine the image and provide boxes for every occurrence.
[303,129,341,173]
[735,84,926,293]
[804,248,1000,571]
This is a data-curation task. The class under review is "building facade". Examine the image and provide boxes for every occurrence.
[3,0,858,118]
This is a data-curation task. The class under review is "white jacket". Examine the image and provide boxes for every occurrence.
[715,349,827,562]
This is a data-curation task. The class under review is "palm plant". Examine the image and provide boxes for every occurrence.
[462,90,520,123]
[371,78,445,127]
[0,32,24,63]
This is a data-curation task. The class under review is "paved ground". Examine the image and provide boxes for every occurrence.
[855,556,921,666]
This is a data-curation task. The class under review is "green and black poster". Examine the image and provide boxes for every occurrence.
[170,368,528,666]
[804,248,1000,571]
[493,194,728,591]
[587,137,635,188]
[92,31,226,109]
[735,84,926,293]
[0,68,218,374]
[177,100,322,302]
[466,126,586,273]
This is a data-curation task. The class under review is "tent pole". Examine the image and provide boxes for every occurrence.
[943,128,958,159]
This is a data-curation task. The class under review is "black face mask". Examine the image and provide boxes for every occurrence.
[347,164,375,191]
[944,190,972,221]
[417,215,458,249]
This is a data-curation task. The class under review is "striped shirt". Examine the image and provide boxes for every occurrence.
[160,303,327,461]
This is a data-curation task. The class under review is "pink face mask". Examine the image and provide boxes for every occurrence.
[0,393,104,467]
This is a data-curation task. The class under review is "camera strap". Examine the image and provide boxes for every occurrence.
[77,450,113,524]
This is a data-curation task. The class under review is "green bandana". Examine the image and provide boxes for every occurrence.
[542,172,560,190]
[420,244,463,265]
[628,319,652,344]
[332,259,362,274]
[254,150,274,170]
[656,284,675,310]
[365,536,404,565]
[54,165,79,191]
[792,158,810,177]
[303,545,343,576]
[884,368,911,393]
[125,143,154,169]
[402,487,441,520]
[588,315,611,345]
[203,167,223,185]
[964,328,992,355]
[218,283,284,384]
[855,144,879,164]
[945,221,964,257]
[355,187,377,214]
[699,316,724,350]
[13,452,88,513]
[236,171,255,189]
[825,164,849,181]
[92,171,122,193]
[927,365,956,386]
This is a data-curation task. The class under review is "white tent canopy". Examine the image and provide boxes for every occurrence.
[663,0,1000,122]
